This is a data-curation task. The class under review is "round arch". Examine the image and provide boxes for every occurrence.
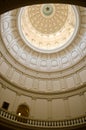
[16,104,30,117]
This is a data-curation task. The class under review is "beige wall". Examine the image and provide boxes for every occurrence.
[0,84,86,120]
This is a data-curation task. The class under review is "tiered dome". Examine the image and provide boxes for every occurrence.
[19,4,78,52]
[0,3,86,124]
[0,4,86,94]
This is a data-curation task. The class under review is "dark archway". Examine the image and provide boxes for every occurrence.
[17,104,29,117]
[0,0,86,14]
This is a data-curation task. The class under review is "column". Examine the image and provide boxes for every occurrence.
[73,72,82,86]
[60,77,67,90]
[0,85,6,107]
[32,79,39,90]
[46,80,53,92]
[79,92,86,114]
[12,92,21,113]
[0,85,6,100]
[30,97,36,119]
[47,99,52,120]
[64,97,71,118]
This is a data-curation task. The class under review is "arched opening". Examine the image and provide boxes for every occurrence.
[16,104,29,117]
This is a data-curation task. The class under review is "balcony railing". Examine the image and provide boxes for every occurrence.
[0,108,86,128]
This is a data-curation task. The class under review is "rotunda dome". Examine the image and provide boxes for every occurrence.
[0,3,86,129]
[18,4,79,53]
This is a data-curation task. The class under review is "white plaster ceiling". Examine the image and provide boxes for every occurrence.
[0,4,86,93]
[19,4,76,52]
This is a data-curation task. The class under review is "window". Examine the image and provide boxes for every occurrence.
[2,101,9,110]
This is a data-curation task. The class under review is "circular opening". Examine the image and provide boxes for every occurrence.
[42,4,54,16]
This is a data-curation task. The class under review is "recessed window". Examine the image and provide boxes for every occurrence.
[2,101,9,110]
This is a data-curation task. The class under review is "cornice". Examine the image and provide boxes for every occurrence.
[0,75,86,99]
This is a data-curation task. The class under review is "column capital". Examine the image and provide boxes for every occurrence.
[47,98,52,101]
[63,97,68,100]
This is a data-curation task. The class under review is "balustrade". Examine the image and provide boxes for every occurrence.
[0,108,86,128]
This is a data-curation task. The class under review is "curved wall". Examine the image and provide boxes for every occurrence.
[0,78,86,120]
[0,3,86,125]
[0,6,86,93]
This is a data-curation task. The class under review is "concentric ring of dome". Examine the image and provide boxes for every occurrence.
[0,5,86,94]
[29,4,68,34]
[18,4,79,53]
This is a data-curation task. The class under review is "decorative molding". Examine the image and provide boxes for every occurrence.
[0,75,86,99]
